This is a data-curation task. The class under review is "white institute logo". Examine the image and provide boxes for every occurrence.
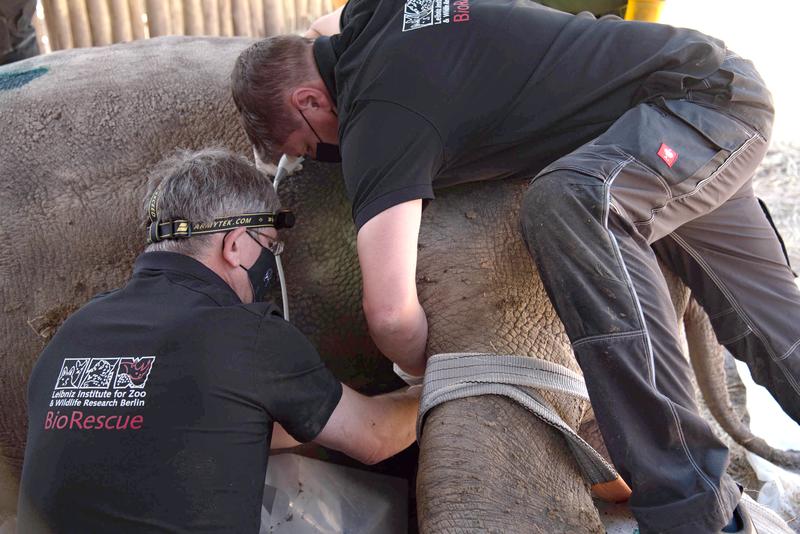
[54,356,156,390]
[402,0,470,32]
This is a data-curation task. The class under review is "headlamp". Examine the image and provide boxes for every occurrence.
[144,163,297,320]
[145,189,295,244]
[146,210,295,244]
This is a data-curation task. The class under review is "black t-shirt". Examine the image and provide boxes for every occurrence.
[17,252,342,533]
[313,0,726,229]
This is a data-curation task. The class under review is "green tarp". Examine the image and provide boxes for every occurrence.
[537,0,628,17]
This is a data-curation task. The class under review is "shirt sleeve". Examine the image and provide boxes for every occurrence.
[339,0,352,27]
[341,100,443,230]
[254,317,343,443]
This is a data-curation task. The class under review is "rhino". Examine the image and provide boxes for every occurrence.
[1,36,797,532]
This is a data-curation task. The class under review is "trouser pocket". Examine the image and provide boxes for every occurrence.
[657,98,760,195]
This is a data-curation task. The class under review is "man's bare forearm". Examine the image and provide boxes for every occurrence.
[368,302,428,377]
[303,6,344,38]
[312,384,420,465]
[363,386,420,464]
[270,422,301,450]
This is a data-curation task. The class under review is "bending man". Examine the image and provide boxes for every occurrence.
[231,3,799,532]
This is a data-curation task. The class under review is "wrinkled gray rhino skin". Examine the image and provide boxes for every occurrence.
[1,37,792,532]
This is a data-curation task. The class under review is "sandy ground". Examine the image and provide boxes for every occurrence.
[754,143,800,268]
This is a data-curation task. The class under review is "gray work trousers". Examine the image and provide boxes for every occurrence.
[521,54,799,534]
[0,0,38,65]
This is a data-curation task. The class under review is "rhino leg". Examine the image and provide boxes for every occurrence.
[415,179,605,532]
[417,396,604,534]
[685,299,800,469]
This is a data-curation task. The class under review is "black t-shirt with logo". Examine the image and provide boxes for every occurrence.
[17,252,342,533]
[313,0,726,229]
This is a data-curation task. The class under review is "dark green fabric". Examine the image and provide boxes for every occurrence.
[537,0,627,16]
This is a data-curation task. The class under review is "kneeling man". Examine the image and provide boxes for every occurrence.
[17,148,419,533]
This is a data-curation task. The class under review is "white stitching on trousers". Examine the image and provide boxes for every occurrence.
[708,307,737,320]
[781,337,800,361]
[602,157,726,510]
[572,330,646,348]
[718,327,753,346]
[671,234,800,398]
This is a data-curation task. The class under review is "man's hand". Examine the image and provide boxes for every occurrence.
[313,384,420,465]
[357,199,428,376]
[303,6,345,38]
[270,422,302,450]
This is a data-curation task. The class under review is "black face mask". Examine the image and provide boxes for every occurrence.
[299,108,341,163]
[241,232,279,302]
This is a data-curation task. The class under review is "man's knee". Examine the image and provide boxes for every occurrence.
[522,174,566,230]
[521,171,602,243]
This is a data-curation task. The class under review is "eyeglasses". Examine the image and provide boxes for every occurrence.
[247,230,284,256]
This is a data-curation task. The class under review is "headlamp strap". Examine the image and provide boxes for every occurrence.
[146,210,295,244]
[147,188,160,223]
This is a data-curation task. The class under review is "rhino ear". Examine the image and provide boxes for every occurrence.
[253,147,278,177]
[277,154,304,176]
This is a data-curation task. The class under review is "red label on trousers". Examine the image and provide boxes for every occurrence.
[658,143,678,167]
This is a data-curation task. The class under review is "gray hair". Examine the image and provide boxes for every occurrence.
[143,147,280,257]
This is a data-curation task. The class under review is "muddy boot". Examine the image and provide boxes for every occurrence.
[721,494,793,534]
[721,505,753,534]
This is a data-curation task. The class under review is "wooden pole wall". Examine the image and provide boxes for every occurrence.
[168,0,183,35]
[218,0,234,36]
[67,0,92,48]
[36,0,339,52]
[231,0,252,36]
[109,0,134,42]
[250,0,264,37]
[296,0,309,32]
[262,0,284,36]
[202,0,220,35]
[183,0,204,35]
[145,0,171,36]
[41,0,73,50]
[309,0,322,26]
[31,9,50,53]
[128,0,147,39]
[86,0,113,45]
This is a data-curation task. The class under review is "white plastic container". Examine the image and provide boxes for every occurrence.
[260,454,408,534]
